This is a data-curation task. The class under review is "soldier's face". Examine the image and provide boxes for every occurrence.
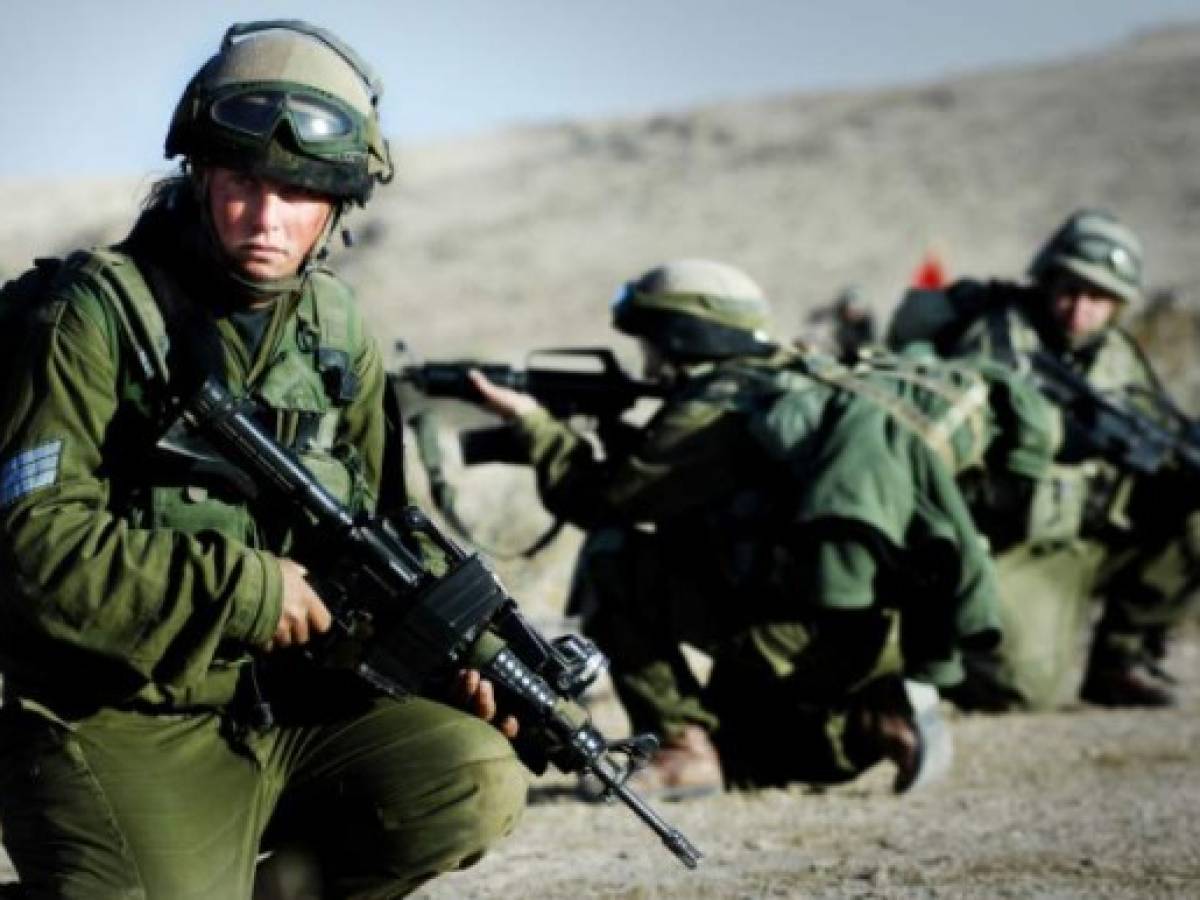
[207,167,334,282]
[1049,274,1121,341]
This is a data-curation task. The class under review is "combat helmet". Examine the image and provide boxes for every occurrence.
[612,259,775,360]
[1027,209,1144,305]
[165,19,393,205]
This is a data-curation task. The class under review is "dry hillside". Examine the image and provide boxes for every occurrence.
[4,26,1199,363]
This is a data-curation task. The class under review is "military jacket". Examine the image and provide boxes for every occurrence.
[0,205,385,715]
[514,350,1005,673]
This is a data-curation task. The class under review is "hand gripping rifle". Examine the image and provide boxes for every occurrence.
[399,346,666,465]
[1030,350,1200,532]
[1030,350,1200,477]
[397,346,666,555]
[177,378,702,869]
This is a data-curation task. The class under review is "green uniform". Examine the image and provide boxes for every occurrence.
[0,194,525,897]
[512,349,1029,785]
[892,279,1198,707]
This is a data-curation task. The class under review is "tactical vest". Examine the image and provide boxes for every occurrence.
[3,248,372,546]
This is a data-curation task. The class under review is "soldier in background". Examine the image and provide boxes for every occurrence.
[888,209,1195,708]
[806,285,877,363]
[466,259,1059,797]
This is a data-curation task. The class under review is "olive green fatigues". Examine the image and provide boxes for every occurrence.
[893,280,1199,707]
[513,351,1006,785]
[0,199,524,898]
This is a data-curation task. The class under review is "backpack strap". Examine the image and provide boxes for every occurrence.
[305,268,365,402]
[64,249,172,393]
[799,353,989,472]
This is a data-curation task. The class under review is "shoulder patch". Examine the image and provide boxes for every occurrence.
[0,440,63,507]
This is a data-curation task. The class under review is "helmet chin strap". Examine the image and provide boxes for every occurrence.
[190,167,343,304]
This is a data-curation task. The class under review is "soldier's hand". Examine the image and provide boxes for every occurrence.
[454,668,520,739]
[267,559,333,650]
[468,369,540,421]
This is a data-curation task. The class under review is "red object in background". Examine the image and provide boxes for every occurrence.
[911,250,948,290]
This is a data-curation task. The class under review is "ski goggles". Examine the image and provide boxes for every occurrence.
[1067,236,1142,287]
[209,86,368,158]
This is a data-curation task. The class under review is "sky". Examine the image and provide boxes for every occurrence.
[1,0,1198,179]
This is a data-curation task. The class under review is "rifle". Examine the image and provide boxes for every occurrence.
[399,347,666,465]
[169,378,703,869]
[1029,350,1200,477]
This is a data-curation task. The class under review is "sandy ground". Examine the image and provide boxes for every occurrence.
[0,634,1194,896]
[414,629,1200,900]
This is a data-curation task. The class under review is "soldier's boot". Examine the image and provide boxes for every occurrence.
[623,724,725,801]
[1080,653,1176,708]
[1080,627,1176,708]
[850,679,953,794]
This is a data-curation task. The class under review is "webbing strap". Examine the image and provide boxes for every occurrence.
[865,363,991,470]
[80,250,171,390]
[801,356,988,472]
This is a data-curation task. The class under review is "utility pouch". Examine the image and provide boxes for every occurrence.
[1025,463,1089,544]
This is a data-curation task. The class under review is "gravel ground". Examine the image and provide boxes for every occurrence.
[414,630,1200,900]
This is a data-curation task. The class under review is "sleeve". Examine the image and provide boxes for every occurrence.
[512,394,745,528]
[0,279,283,686]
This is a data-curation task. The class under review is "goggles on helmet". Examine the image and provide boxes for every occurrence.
[209,86,367,160]
[1064,236,1142,286]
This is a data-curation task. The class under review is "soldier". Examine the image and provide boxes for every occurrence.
[468,259,1059,797]
[0,21,525,898]
[807,284,877,363]
[888,209,1193,708]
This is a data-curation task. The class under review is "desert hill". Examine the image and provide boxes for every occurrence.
[3,26,1199,365]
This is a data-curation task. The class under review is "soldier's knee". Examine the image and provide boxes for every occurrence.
[359,728,526,896]
[385,753,526,892]
[425,717,526,846]
[458,753,528,854]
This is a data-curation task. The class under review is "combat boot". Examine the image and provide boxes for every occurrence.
[623,724,725,801]
[1080,657,1176,708]
[849,679,953,793]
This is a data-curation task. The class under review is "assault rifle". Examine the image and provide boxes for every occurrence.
[1030,350,1200,477]
[399,347,666,464]
[172,378,702,869]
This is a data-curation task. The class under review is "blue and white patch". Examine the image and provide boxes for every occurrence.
[0,441,63,507]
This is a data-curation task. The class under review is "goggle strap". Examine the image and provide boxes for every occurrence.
[223,20,384,106]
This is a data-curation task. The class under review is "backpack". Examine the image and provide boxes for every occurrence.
[0,258,71,381]
[885,280,1032,360]
[0,250,172,395]
[750,347,1058,482]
